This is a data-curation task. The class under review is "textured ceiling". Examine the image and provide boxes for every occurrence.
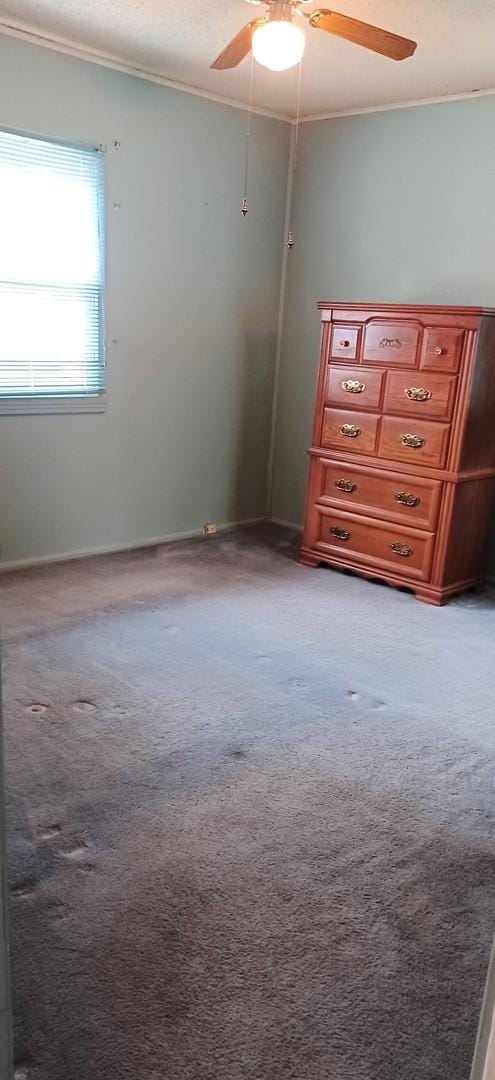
[0,0,494,119]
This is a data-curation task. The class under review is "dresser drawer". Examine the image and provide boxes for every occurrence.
[330,325,359,360]
[384,371,458,421]
[314,459,442,531]
[420,328,464,372]
[326,366,384,410]
[362,321,420,366]
[379,415,451,468]
[321,407,379,455]
[314,508,434,581]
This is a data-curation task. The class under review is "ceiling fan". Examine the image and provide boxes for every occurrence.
[211,0,417,73]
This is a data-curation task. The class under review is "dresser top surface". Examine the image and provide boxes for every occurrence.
[318,302,495,317]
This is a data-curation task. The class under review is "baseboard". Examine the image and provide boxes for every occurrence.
[269,517,303,532]
[0,517,265,573]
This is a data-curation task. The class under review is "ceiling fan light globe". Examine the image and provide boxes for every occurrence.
[252,19,305,72]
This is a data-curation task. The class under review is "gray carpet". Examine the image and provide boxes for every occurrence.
[2,524,495,1080]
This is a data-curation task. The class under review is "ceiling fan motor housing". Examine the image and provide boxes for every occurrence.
[267,0,294,19]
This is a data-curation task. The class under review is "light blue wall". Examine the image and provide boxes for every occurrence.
[271,97,495,529]
[0,35,290,566]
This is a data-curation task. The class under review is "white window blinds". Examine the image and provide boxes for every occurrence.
[0,129,104,403]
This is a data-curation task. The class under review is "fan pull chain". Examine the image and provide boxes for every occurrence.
[241,51,255,216]
[287,56,303,250]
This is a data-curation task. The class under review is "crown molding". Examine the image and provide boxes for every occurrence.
[299,86,495,123]
[0,21,291,123]
[2,20,495,127]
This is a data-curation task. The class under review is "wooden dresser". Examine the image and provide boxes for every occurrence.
[299,303,495,605]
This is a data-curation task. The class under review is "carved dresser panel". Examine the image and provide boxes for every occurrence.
[299,303,495,605]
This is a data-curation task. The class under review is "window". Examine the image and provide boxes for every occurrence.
[0,129,104,413]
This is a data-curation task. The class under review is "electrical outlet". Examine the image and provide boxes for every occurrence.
[204,522,217,536]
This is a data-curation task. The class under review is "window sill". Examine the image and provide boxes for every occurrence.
[0,395,106,415]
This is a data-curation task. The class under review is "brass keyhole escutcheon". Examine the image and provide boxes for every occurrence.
[390,542,413,557]
[330,527,350,541]
[405,387,431,402]
[335,479,357,493]
[342,379,365,394]
[340,424,360,438]
[401,433,425,449]
[394,492,420,507]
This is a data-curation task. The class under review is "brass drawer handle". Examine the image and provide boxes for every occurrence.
[394,491,420,507]
[340,423,361,438]
[339,339,350,348]
[405,386,431,402]
[342,379,365,394]
[434,346,444,355]
[330,527,350,541]
[335,479,357,493]
[401,433,425,449]
[390,541,413,557]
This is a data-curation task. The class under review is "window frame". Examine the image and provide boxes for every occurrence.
[0,126,106,416]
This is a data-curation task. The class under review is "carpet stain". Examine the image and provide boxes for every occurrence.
[227,747,246,760]
[10,881,35,900]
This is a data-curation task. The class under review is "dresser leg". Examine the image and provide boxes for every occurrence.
[298,552,320,568]
[414,589,448,607]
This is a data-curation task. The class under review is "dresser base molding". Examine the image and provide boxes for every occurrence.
[298,547,483,606]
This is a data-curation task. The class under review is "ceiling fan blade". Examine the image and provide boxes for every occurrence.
[210,19,264,70]
[308,9,417,61]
